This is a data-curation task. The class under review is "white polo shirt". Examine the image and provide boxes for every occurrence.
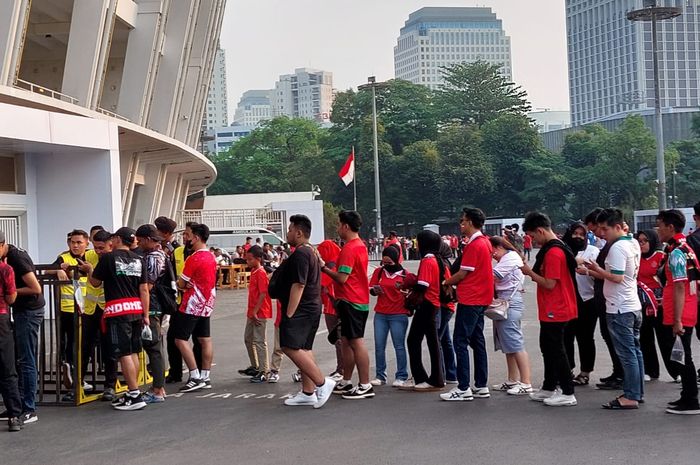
[603,236,641,314]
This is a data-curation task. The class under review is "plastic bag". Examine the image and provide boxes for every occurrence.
[671,336,685,365]
[141,325,153,342]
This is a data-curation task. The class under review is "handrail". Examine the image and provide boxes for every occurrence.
[13,78,79,105]
[96,107,130,122]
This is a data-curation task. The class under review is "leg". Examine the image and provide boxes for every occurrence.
[607,312,642,402]
[253,320,269,373]
[505,354,519,382]
[270,326,283,373]
[576,299,598,374]
[470,307,488,388]
[539,323,558,392]
[119,354,140,391]
[340,337,356,381]
[453,305,479,391]
[13,308,43,413]
[282,348,324,387]
[166,327,183,381]
[193,338,203,370]
[0,317,22,419]
[80,312,101,385]
[438,307,457,382]
[348,337,370,385]
[513,351,532,385]
[676,328,698,404]
[243,319,258,369]
[145,318,165,395]
[640,311,660,379]
[553,322,574,396]
[656,306,681,379]
[598,300,623,379]
[373,313,390,382]
[325,314,343,374]
[564,317,577,370]
[407,307,428,384]
[425,304,444,387]
[388,315,409,381]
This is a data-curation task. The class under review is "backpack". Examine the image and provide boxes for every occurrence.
[660,238,700,284]
[153,259,178,315]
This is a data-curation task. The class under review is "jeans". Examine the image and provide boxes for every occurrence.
[540,321,574,395]
[407,302,443,386]
[13,308,43,413]
[607,311,644,401]
[0,315,22,418]
[453,305,488,391]
[143,316,165,389]
[437,307,457,381]
[373,313,409,381]
[595,294,623,378]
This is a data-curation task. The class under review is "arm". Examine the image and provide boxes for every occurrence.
[444,269,467,286]
[251,292,267,324]
[286,283,305,318]
[673,281,686,336]
[17,271,42,297]
[139,283,150,326]
[585,265,625,284]
[4,291,17,306]
[521,264,557,290]
[322,267,349,284]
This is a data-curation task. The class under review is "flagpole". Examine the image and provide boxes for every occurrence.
[352,146,357,211]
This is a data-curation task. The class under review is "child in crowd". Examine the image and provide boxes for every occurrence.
[241,245,272,383]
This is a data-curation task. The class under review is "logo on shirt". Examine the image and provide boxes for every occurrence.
[115,257,142,277]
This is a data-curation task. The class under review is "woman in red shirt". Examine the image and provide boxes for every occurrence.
[369,246,409,387]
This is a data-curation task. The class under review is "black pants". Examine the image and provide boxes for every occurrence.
[595,297,623,378]
[60,311,75,367]
[143,316,165,389]
[540,321,574,395]
[0,316,22,418]
[666,326,698,405]
[407,301,444,387]
[564,298,599,373]
[167,323,202,380]
[81,307,118,389]
[639,311,661,379]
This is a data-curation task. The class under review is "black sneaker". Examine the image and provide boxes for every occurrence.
[20,412,38,424]
[8,417,22,432]
[102,388,116,402]
[668,398,683,407]
[666,402,700,415]
[596,379,623,390]
[342,384,375,400]
[0,410,8,421]
[112,393,147,411]
[599,374,620,384]
[179,377,206,393]
[238,366,258,377]
[202,379,212,389]
[61,391,75,402]
[250,371,267,383]
[333,382,353,395]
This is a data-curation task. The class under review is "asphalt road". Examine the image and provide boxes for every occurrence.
[2,260,698,465]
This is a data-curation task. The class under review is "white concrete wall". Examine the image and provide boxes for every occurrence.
[270,200,325,244]
[203,192,315,210]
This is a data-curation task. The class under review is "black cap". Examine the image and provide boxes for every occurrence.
[111,227,136,245]
[135,224,164,241]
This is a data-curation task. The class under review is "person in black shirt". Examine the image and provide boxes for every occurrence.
[1,239,43,424]
[87,227,149,411]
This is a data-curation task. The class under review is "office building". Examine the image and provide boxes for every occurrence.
[529,110,572,133]
[271,68,334,122]
[566,0,700,126]
[233,89,272,126]
[205,124,256,154]
[203,47,229,131]
[394,7,512,90]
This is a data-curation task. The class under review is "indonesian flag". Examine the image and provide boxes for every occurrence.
[338,149,355,186]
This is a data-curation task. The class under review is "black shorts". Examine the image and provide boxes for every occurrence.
[335,300,369,340]
[170,312,211,340]
[106,315,142,358]
[279,311,320,351]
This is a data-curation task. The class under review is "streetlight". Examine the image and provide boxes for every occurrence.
[627,0,682,210]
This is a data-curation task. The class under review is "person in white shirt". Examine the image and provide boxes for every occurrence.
[585,208,643,410]
[562,222,600,386]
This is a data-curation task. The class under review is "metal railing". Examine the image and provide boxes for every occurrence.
[179,208,286,231]
[96,107,130,122]
[14,79,79,105]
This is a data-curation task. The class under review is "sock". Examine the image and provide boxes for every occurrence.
[316,381,324,388]
[128,389,140,397]
[190,369,201,380]
[302,390,315,396]
[342,379,351,385]
[200,369,210,380]
[360,383,371,390]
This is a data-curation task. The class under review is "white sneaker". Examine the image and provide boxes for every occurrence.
[530,389,557,402]
[644,374,652,382]
[314,377,335,409]
[507,383,534,396]
[82,381,94,392]
[397,378,416,391]
[329,371,343,382]
[492,381,518,391]
[440,387,474,401]
[472,386,490,398]
[392,379,408,388]
[414,382,443,391]
[370,378,386,386]
[543,392,577,407]
[284,391,318,406]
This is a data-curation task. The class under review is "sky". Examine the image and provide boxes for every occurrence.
[220,0,570,121]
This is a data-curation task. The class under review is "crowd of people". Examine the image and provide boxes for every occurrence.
[1,203,700,432]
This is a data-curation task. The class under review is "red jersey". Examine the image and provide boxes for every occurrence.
[456,232,494,306]
[335,238,370,311]
[318,240,341,315]
[524,235,533,250]
[536,246,577,322]
[247,267,272,319]
[370,267,408,315]
[179,248,217,317]
[638,251,663,290]
[662,235,698,327]
[417,254,450,308]
[0,263,16,315]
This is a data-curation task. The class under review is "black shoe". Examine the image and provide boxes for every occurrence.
[596,379,623,390]
[238,366,258,377]
[165,375,182,384]
[599,374,620,384]
[333,382,354,395]
[20,412,38,424]
[61,391,75,402]
[112,393,146,411]
[0,410,8,421]
[666,402,700,415]
[8,417,22,432]
[341,384,376,399]
[250,371,267,383]
[668,398,683,407]
[179,377,206,393]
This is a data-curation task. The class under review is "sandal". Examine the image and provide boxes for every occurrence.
[602,398,639,410]
[572,374,589,386]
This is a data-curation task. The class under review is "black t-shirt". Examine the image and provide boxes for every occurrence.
[6,245,45,310]
[92,249,147,303]
[279,245,321,315]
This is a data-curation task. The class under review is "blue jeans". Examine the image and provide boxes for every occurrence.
[607,311,644,401]
[453,305,488,391]
[438,307,457,381]
[13,308,44,413]
[373,313,409,381]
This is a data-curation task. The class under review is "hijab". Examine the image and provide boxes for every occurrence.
[637,229,660,259]
[381,246,403,273]
[562,221,588,255]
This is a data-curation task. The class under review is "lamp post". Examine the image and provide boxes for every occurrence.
[358,76,384,242]
[627,1,682,211]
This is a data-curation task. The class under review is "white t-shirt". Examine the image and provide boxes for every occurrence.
[603,237,641,314]
[576,245,599,302]
[493,251,524,297]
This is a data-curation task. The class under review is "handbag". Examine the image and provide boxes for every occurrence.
[485,286,519,321]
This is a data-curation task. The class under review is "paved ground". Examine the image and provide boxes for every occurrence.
[2,260,699,465]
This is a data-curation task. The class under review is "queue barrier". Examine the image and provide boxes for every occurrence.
[34,265,153,406]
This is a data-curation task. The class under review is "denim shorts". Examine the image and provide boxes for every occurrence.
[493,294,525,354]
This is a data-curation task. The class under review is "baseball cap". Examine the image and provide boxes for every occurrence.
[0,231,5,243]
[111,227,136,245]
[135,224,164,241]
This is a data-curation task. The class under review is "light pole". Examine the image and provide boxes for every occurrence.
[627,1,682,210]
[358,76,384,242]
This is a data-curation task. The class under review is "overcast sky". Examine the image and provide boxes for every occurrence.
[220,0,570,120]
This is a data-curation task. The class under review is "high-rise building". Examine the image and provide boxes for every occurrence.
[0,0,224,260]
[394,7,512,90]
[233,89,272,126]
[203,47,229,131]
[271,68,334,122]
[566,0,700,126]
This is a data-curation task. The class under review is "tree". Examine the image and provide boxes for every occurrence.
[437,61,531,126]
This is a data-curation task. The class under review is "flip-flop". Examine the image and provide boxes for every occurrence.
[602,398,639,410]
[573,374,589,386]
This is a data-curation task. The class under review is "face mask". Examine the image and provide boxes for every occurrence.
[383,263,402,273]
[570,237,586,253]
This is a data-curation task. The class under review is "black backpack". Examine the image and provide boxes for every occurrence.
[154,260,178,315]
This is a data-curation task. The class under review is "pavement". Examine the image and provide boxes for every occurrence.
[2,260,699,465]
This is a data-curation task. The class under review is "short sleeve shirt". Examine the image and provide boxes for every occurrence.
[575,245,600,302]
[5,245,45,310]
[335,238,370,310]
[278,245,321,315]
[179,249,217,317]
[536,246,577,322]
[417,255,442,307]
[0,263,16,315]
[662,240,698,327]
[370,267,407,315]
[638,251,663,290]
[456,232,494,306]
[493,251,524,296]
[603,237,641,314]
[248,267,272,319]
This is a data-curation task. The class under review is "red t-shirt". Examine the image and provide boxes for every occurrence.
[179,248,217,317]
[0,263,16,315]
[247,267,272,319]
[384,237,403,263]
[638,251,663,290]
[335,238,370,310]
[536,247,577,322]
[370,267,408,315]
[456,233,494,306]
[662,239,698,327]
[418,255,449,308]
[524,235,533,250]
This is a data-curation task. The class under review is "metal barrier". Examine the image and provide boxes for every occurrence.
[34,265,152,406]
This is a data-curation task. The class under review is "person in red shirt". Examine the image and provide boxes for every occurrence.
[317,240,343,381]
[523,234,533,261]
[369,246,409,387]
[321,211,373,399]
[441,208,492,402]
[383,231,403,264]
[0,237,23,430]
[521,212,578,407]
[241,246,272,383]
[404,231,448,391]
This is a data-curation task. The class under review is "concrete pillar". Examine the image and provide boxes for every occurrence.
[0,0,30,86]
[156,170,180,218]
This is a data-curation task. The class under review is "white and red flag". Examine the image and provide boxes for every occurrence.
[338,148,355,186]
